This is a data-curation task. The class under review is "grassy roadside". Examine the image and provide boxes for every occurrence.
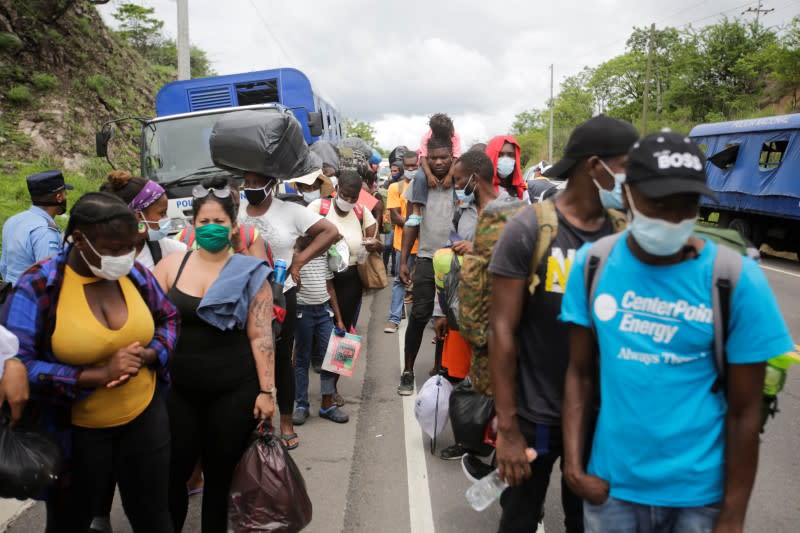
[0,157,114,250]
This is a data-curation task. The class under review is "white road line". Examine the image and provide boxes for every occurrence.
[761,264,800,279]
[398,319,436,533]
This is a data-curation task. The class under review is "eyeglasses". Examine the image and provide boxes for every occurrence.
[192,184,232,199]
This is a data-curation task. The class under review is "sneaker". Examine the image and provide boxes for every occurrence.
[461,453,494,483]
[89,517,113,533]
[384,322,399,333]
[292,407,309,426]
[439,443,465,461]
[397,371,415,396]
[319,405,349,423]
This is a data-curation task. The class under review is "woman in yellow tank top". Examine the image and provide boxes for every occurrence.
[3,192,179,533]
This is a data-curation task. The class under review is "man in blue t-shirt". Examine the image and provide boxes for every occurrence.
[560,132,794,532]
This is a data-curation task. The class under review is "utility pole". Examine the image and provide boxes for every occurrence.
[742,1,774,25]
[177,0,190,80]
[642,23,655,134]
[548,63,554,163]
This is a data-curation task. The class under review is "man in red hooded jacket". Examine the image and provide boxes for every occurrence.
[485,136,528,201]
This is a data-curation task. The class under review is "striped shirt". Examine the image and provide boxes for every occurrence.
[297,254,333,305]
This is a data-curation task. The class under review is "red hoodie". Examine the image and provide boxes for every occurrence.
[485,135,526,199]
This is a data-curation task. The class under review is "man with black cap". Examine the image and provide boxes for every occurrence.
[560,131,794,532]
[488,115,639,532]
[0,170,72,285]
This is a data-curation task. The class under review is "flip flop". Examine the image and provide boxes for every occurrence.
[281,432,299,450]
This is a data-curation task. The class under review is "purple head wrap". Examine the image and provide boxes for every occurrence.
[128,181,165,212]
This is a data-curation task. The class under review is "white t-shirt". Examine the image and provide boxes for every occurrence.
[308,199,376,266]
[136,238,187,271]
[239,198,323,290]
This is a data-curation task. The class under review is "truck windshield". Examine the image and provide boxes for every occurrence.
[142,108,276,183]
[142,112,230,184]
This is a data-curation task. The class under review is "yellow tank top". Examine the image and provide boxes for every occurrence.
[52,266,156,428]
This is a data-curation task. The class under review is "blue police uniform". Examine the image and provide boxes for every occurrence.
[0,170,71,285]
[0,206,62,284]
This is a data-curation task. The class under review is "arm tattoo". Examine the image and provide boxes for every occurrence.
[248,282,275,386]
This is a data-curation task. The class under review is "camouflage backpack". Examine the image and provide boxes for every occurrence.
[459,199,626,395]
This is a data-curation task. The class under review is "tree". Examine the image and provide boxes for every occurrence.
[112,3,164,54]
[147,40,216,78]
[766,17,800,110]
[511,109,546,135]
[343,118,379,147]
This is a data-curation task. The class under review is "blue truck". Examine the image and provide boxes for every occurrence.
[97,68,340,232]
[689,113,800,256]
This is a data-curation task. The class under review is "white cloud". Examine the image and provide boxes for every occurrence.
[97,0,759,150]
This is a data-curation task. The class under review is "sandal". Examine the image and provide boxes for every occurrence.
[319,405,349,423]
[280,432,299,450]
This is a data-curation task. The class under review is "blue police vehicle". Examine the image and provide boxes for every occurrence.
[690,113,800,256]
[97,68,340,232]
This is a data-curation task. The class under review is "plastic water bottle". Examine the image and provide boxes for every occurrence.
[273,259,288,285]
[465,448,537,512]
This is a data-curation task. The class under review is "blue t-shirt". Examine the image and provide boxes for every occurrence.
[560,234,794,507]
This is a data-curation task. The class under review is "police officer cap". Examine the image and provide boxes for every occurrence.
[27,170,73,197]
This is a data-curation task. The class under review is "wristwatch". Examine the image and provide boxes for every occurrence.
[259,387,277,396]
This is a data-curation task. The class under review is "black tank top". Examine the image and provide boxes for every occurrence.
[168,252,256,392]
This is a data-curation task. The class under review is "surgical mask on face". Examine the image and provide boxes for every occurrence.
[243,184,273,206]
[194,223,231,253]
[335,196,356,213]
[303,190,321,203]
[404,170,417,180]
[594,160,625,210]
[456,173,476,204]
[626,187,696,256]
[141,215,171,241]
[80,237,136,281]
[497,156,516,178]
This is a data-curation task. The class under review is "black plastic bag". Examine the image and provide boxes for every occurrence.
[449,378,494,457]
[444,253,461,331]
[210,108,309,181]
[309,141,340,173]
[0,417,62,499]
[228,423,312,532]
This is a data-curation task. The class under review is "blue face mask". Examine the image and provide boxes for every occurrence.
[456,189,475,204]
[142,216,171,241]
[456,173,476,204]
[497,156,515,178]
[626,187,696,256]
[594,160,625,210]
[303,189,321,203]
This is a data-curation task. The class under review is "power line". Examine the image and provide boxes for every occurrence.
[247,0,296,66]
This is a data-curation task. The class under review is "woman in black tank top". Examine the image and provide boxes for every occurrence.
[153,178,276,533]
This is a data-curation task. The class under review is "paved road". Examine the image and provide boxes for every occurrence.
[6,254,800,532]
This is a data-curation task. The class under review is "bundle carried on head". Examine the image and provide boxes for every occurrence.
[310,141,340,174]
[210,108,309,181]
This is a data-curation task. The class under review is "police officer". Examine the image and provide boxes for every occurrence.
[0,170,72,285]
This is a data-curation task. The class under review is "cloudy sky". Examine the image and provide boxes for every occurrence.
[98,0,797,150]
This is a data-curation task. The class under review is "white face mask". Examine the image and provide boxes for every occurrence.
[80,236,136,280]
[404,169,417,180]
[497,156,516,178]
[335,196,356,213]
[625,187,696,256]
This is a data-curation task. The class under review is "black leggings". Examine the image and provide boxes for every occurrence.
[168,379,259,533]
[45,395,172,533]
[276,286,297,414]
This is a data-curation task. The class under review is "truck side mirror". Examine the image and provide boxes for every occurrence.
[308,111,324,137]
[95,127,113,157]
